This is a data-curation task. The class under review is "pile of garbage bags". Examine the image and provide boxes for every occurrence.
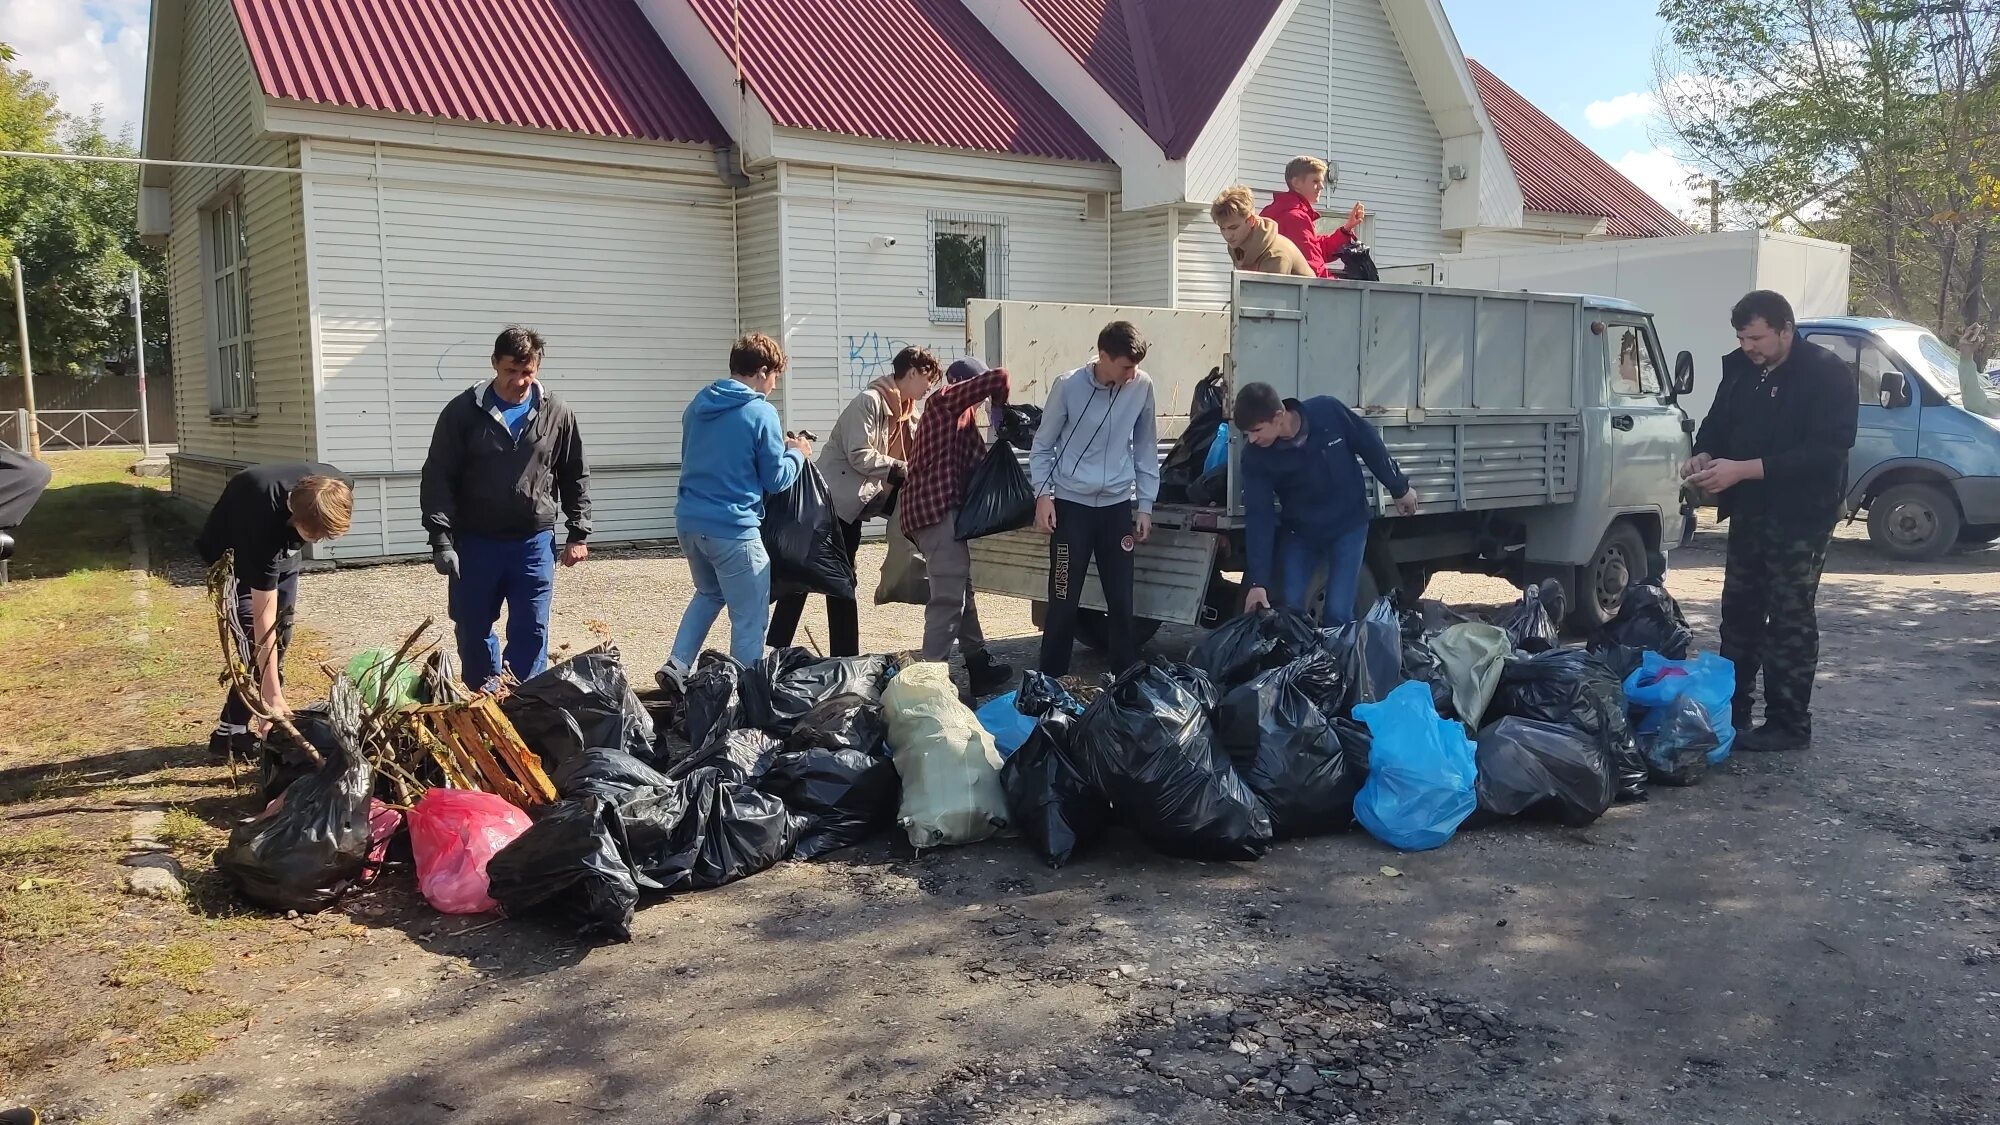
[219,579,1739,936]
[990,582,1736,867]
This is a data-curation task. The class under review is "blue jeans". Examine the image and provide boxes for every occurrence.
[1278,522,1371,626]
[450,530,556,688]
[671,532,771,668]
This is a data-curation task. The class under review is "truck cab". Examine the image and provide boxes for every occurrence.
[1793,317,2000,559]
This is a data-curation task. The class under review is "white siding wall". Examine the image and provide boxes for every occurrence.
[1460,228,1598,253]
[1239,0,1447,264]
[776,164,1111,433]
[1173,206,1234,311]
[165,0,313,513]
[1110,201,1174,308]
[1183,112,1242,205]
[303,140,738,558]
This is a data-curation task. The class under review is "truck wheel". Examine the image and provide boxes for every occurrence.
[1571,521,1647,632]
[1075,609,1163,653]
[1868,482,1960,560]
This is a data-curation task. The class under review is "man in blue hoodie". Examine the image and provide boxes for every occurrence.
[1234,382,1419,624]
[666,333,812,675]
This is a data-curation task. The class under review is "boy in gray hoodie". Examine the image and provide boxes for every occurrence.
[1029,320,1160,676]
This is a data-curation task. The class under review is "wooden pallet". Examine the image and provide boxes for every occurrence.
[399,696,556,808]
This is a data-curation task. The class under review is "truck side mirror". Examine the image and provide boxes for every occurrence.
[1672,351,1695,397]
[1881,369,1912,408]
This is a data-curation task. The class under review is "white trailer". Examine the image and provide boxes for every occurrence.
[1434,230,1853,424]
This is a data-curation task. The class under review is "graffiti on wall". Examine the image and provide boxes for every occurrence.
[844,331,968,388]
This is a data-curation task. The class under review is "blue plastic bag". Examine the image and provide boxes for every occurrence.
[1623,652,1737,763]
[1351,680,1478,851]
[1203,423,1231,474]
[975,692,1037,759]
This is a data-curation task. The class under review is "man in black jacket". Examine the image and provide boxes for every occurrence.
[420,326,590,689]
[1684,290,1858,752]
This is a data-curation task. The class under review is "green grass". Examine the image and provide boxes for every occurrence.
[0,878,104,943]
[108,941,216,993]
[108,1002,251,1071]
[156,807,212,851]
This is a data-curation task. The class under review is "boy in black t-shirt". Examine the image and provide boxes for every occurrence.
[195,463,353,758]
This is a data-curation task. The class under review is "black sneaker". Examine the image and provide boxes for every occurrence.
[966,650,1014,698]
[207,729,258,761]
[1737,723,1811,753]
[1,1108,43,1125]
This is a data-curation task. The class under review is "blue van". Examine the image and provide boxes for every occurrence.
[1796,317,2000,559]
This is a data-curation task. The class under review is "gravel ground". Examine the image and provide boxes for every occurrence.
[37,522,2000,1125]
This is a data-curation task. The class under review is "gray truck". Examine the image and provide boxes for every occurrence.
[965,273,1696,646]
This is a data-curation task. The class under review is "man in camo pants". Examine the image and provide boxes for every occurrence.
[1684,290,1858,752]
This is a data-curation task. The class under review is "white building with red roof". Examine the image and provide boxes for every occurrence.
[139,0,1688,557]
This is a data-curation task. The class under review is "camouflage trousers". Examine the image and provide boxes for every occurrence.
[1719,515,1832,734]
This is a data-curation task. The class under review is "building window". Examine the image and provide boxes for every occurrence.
[203,195,254,415]
[929,211,1006,323]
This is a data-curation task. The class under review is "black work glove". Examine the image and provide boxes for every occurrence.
[432,545,460,580]
[886,463,908,488]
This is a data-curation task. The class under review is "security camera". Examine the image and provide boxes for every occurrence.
[871,234,898,249]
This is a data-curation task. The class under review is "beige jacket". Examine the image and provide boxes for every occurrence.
[820,377,918,524]
[1230,217,1316,277]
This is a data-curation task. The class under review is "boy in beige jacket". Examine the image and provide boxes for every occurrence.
[769,346,939,655]
[1211,185,1315,277]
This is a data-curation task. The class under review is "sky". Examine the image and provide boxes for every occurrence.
[0,0,1703,219]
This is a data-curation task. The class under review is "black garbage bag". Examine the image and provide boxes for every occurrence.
[1396,621,1455,720]
[954,439,1035,541]
[1591,643,1646,685]
[621,767,804,890]
[485,794,644,942]
[1071,660,1272,861]
[1186,463,1229,507]
[1492,584,1562,653]
[1015,671,1085,720]
[1473,716,1614,826]
[552,744,675,801]
[1402,597,1476,637]
[501,645,658,769]
[759,747,901,859]
[1639,695,1720,786]
[667,728,782,785]
[1487,647,1647,801]
[745,648,894,736]
[1159,369,1228,503]
[1317,597,1405,715]
[1214,654,1364,837]
[764,462,857,600]
[218,682,377,913]
[1189,609,1321,693]
[256,698,351,803]
[787,693,890,757]
[1000,711,1107,868]
[999,403,1043,448]
[679,653,744,755]
[1590,584,1693,659]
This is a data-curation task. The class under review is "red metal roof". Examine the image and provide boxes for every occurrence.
[1019,0,1281,159]
[682,0,1106,163]
[230,0,728,146]
[1467,59,1690,239]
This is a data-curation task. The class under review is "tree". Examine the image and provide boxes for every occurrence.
[1656,0,2000,334]
[0,54,167,380]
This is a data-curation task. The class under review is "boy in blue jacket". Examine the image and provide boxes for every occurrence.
[666,333,813,674]
[1234,382,1419,624]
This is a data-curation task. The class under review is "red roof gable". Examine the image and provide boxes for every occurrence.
[683,0,1107,163]
[230,0,728,146]
[1467,59,1690,239]
[1020,0,1281,159]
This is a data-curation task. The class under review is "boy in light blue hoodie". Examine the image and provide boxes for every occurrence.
[667,333,812,674]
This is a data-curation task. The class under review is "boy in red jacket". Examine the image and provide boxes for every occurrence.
[1261,155,1367,279]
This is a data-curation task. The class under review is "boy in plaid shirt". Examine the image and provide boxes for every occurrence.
[902,357,1015,696]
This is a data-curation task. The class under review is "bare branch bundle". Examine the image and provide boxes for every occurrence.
[207,555,322,768]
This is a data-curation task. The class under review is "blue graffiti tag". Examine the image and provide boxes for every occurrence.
[845,331,966,385]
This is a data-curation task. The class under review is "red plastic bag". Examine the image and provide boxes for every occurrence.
[409,789,535,914]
